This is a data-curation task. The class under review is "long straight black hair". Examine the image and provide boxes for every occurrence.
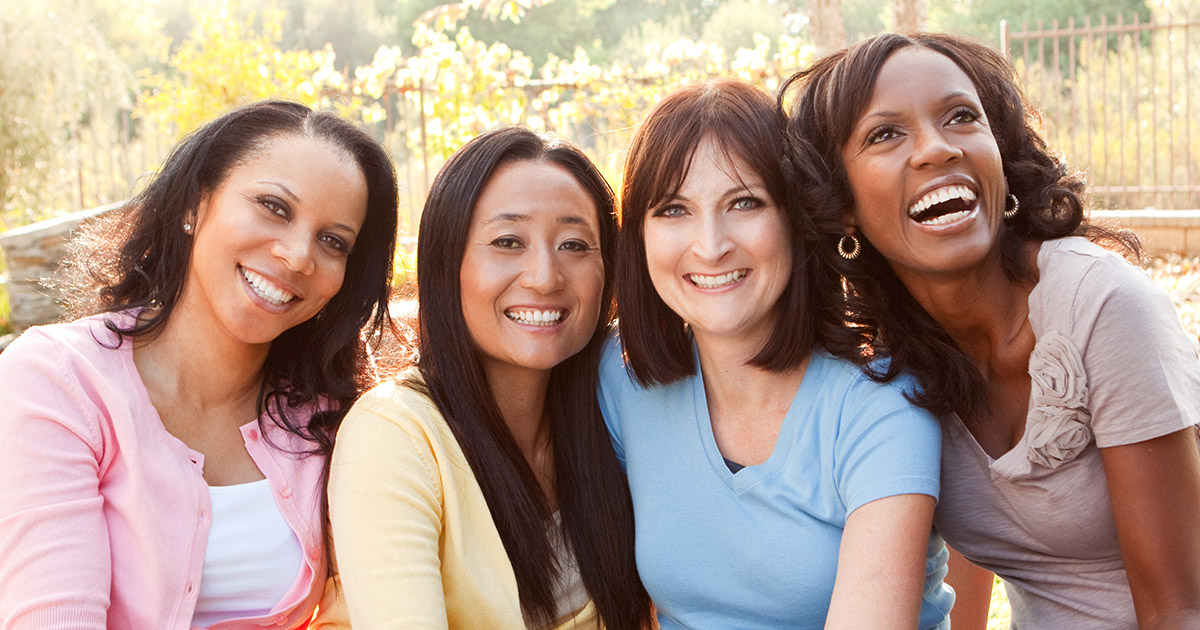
[413,126,651,629]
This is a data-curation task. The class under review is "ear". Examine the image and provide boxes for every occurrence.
[841,207,858,233]
[188,193,212,232]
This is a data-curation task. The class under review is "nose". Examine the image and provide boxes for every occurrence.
[271,233,316,275]
[519,244,566,294]
[691,213,733,262]
[909,125,963,169]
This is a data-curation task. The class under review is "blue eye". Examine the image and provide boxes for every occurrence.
[652,204,687,218]
[732,197,764,211]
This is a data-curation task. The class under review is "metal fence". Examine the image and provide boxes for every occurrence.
[1003,14,1200,209]
[38,14,1200,220]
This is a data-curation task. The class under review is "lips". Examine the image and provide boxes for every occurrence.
[240,266,296,306]
[687,269,748,288]
[505,307,566,326]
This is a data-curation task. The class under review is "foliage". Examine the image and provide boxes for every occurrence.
[0,1,137,229]
[136,0,329,136]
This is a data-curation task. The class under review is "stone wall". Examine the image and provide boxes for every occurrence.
[0,203,121,333]
[1090,210,1200,256]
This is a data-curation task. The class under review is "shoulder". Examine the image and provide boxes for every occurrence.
[808,352,941,445]
[812,351,923,413]
[0,312,125,370]
[335,369,468,469]
[1034,236,1157,311]
[598,331,635,388]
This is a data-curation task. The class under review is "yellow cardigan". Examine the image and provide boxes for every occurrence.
[320,375,598,630]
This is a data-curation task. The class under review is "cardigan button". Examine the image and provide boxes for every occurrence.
[275,614,288,625]
[248,428,260,442]
[279,486,293,499]
[307,547,320,561]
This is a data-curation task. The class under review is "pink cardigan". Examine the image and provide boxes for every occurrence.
[0,312,333,629]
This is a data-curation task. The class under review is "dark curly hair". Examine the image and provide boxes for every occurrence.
[781,31,1139,419]
[59,99,399,455]
[618,78,844,386]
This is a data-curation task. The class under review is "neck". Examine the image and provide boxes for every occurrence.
[694,329,808,416]
[897,243,1039,368]
[133,305,270,422]
[484,361,553,467]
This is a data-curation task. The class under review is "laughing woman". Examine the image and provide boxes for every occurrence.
[326,127,651,630]
[0,101,398,629]
[599,78,953,629]
[784,32,1200,629]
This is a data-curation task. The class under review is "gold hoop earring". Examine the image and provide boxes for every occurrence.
[1004,194,1019,220]
[837,234,861,260]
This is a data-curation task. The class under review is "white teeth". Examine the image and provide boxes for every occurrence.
[908,185,977,218]
[240,267,295,306]
[688,270,747,288]
[506,309,564,326]
[920,209,973,225]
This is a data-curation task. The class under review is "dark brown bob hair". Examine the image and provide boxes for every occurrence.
[617,78,839,386]
[781,32,1138,419]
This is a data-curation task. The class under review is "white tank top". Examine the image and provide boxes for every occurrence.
[191,479,303,627]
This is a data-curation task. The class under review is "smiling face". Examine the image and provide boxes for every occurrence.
[840,47,1007,284]
[642,137,791,350]
[459,160,606,382]
[183,134,368,348]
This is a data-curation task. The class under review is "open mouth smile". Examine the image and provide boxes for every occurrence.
[240,266,296,307]
[687,269,748,288]
[505,308,566,326]
[908,184,978,226]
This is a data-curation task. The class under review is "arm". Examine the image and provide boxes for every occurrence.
[0,333,111,629]
[326,398,450,630]
[1101,429,1200,630]
[826,494,935,629]
[1075,258,1200,628]
[945,546,993,630]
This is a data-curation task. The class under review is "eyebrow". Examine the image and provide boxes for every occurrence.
[857,90,979,124]
[664,182,766,203]
[484,212,594,228]
[261,180,359,235]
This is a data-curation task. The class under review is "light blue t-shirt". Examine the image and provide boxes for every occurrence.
[598,336,953,629]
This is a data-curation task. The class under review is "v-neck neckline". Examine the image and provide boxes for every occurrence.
[690,349,823,493]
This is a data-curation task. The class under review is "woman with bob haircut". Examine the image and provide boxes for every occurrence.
[0,100,399,629]
[783,31,1200,629]
[327,126,652,630]
[599,77,953,628]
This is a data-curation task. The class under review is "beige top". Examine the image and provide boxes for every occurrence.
[933,237,1200,629]
[322,373,598,630]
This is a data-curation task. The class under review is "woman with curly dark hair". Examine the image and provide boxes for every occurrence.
[783,32,1200,629]
[0,100,398,629]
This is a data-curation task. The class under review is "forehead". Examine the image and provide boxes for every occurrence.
[868,47,980,108]
[473,160,599,227]
[681,137,764,186]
